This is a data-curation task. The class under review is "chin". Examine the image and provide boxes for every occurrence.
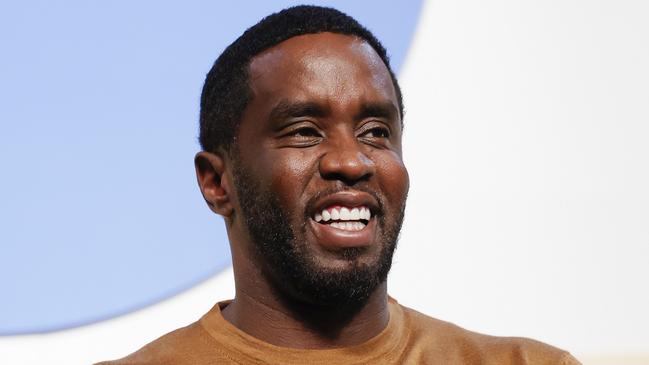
[271,240,395,307]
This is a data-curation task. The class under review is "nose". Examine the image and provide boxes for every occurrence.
[318,139,375,185]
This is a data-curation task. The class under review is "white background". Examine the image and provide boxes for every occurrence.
[1,1,648,364]
[394,0,649,362]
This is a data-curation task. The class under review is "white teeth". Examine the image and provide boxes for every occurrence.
[314,205,372,223]
[329,221,366,231]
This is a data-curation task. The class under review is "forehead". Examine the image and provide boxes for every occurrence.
[247,32,397,110]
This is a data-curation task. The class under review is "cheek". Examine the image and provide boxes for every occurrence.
[266,150,319,204]
[375,152,410,204]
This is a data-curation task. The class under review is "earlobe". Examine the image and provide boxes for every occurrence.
[194,151,234,217]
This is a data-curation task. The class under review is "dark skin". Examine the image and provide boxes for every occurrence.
[195,33,409,349]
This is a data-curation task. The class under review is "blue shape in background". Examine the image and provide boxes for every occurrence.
[0,0,422,334]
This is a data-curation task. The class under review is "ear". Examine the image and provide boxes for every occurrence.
[194,151,234,217]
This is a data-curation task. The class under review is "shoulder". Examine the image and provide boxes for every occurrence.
[398,304,581,365]
[94,321,231,365]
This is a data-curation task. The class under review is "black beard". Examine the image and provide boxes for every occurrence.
[231,162,404,308]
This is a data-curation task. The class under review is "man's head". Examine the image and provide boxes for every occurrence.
[195,6,409,308]
[198,5,403,154]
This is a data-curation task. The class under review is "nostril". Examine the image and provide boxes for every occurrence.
[318,150,375,184]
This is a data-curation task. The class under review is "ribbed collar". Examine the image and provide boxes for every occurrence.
[199,297,410,365]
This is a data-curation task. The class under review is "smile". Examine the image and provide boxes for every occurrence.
[307,191,380,249]
[314,205,372,231]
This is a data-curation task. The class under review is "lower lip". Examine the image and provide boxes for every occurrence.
[308,218,377,250]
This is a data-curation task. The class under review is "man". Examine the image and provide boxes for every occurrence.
[99,5,580,364]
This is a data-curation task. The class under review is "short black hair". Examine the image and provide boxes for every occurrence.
[199,5,403,153]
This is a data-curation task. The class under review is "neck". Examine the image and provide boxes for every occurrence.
[222,261,390,349]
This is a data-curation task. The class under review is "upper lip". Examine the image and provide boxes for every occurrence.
[310,190,380,218]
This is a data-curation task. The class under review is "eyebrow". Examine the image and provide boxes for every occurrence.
[267,99,400,125]
[354,101,399,122]
[268,101,329,123]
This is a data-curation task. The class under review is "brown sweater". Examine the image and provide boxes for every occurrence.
[97,298,580,365]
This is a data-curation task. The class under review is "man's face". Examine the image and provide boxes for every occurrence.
[231,32,409,306]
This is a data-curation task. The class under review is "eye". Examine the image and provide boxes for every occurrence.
[360,126,390,139]
[279,125,323,147]
[289,127,321,138]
